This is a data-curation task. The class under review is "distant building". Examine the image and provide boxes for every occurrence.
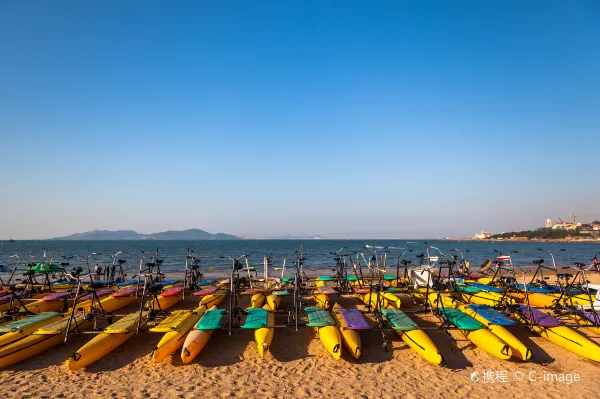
[474,231,492,239]
[545,218,553,228]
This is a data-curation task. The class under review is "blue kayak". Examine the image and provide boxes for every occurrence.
[197,279,217,287]
[513,283,554,294]
[467,304,519,326]
[467,283,505,293]
[116,279,139,287]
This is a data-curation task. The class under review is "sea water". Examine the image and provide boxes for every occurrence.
[1,240,597,276]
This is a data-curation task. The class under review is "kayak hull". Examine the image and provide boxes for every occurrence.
[317,325,341,360]
[255,312,274,358]
[332,304,361,359]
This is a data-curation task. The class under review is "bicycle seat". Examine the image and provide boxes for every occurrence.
[27,263,37,267]
[89,282,105,289]
[557,273,573,279]
[574,262,587,267]
[60,262,70,266]
[156,259,164,265]
[23,270,35,276]
[146,262,156,267]
[118,259,127,264]
[533,259,544,265]
[147,284,163,294]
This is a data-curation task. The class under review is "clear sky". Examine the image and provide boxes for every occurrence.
[1,1,599,239]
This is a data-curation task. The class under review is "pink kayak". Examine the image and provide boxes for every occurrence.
[161,286,184,297]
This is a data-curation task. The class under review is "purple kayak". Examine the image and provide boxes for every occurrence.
[581,311,600,325]
[340,309,371,330]
[0,291,25,301]
[515,305,561,327]
[41,291,72,301]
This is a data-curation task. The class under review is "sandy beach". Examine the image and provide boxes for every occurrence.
[3,272,600,399]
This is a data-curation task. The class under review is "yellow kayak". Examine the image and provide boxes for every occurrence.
[151,305,210,363]
[255,311,274,358]
[0,313,93,368]
[249,293,266,308]
[422,292,512,360]
[513,311,600,362]
[200,294,225,308]
[356,292,388,309]
[65,292,183,371]
[382,292,401,309]
[568,313,600,335]
[265,294,281,311]
[331,304,361,359]
[180,305,219,364]
[0,312,63,349]
[380,304,443,365]
[313,293,330,309]
[0,294,136,354]
[318,325,341,360]
[437,295,530,361]
[397,328,443,365]
[453,291,514,307]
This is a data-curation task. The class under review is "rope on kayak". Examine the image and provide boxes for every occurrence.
[402,330,425,351]
[544,326,585,346]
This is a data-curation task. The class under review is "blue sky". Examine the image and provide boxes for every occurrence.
[1,1,599,239]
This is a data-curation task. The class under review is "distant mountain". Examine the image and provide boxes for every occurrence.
[265,235,324,240]
[51,229,240,240]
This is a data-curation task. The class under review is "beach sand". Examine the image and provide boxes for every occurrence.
[2,274,600,398]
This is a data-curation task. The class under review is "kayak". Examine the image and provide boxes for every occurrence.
[313,293,331,309]
[381,308,443,366]
[452,288,514,307]
[355,292,388,309]
[422,292,512,360]
[0,312,93,368]
[0,312,62,349]
[151,305,213,363]
[512,305,600,362]
[255,312,274,357]
[264,294,281,311]
[331,304,363,359]
[181,305,220,364]
[65,291,184,371]
[436,295,530,361]
[305,306,341,360]
[0,292,137,352]
[382,292,401,309]
[242,308,274,358]
[249,293,266,308]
